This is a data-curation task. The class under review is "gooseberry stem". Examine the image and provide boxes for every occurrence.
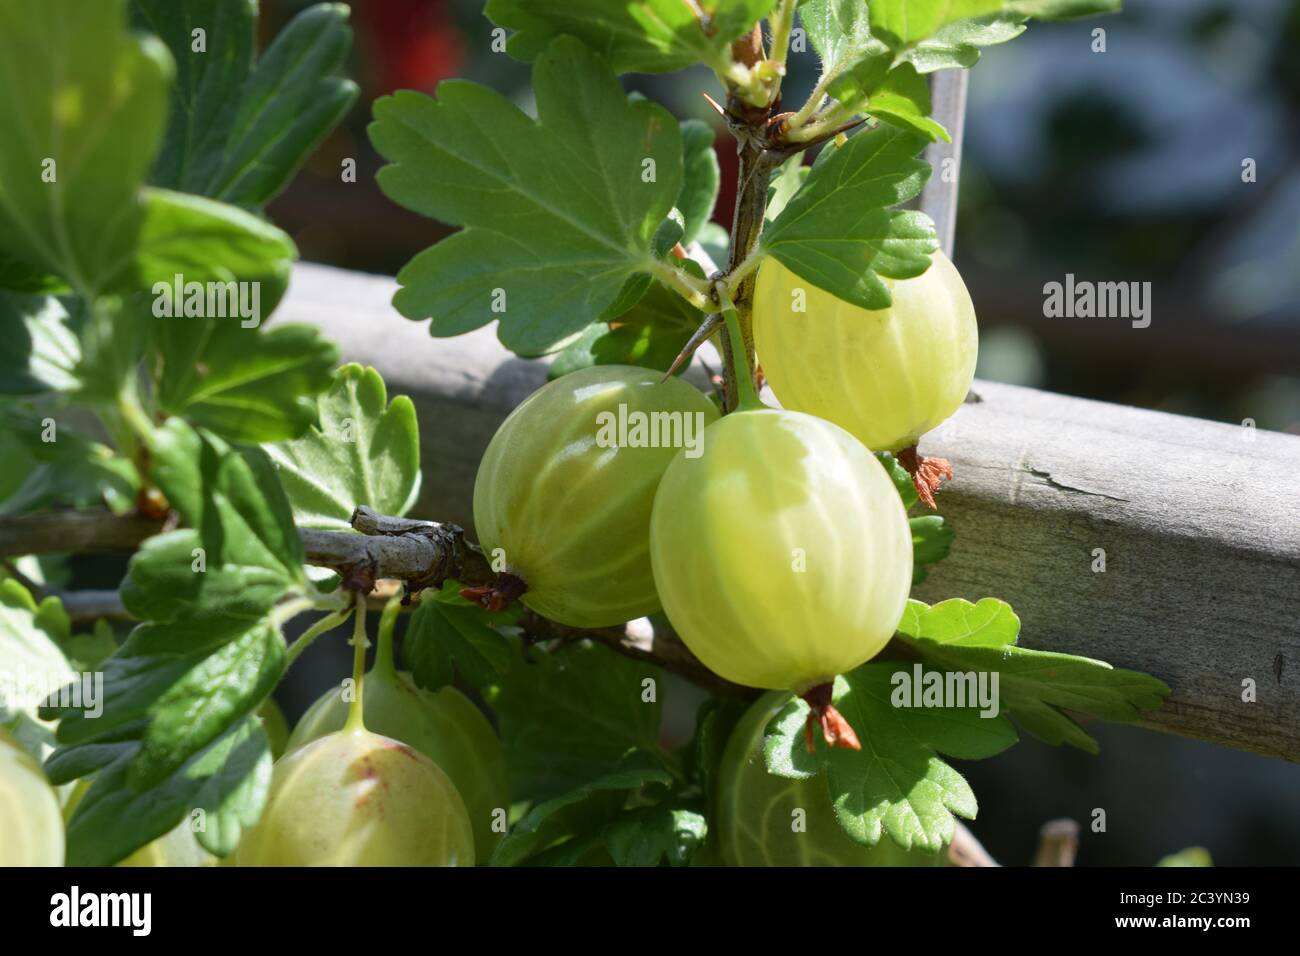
[344,597,369,732]
[373,595,402,680]
[717,284,764,413]
[285,607,352,667]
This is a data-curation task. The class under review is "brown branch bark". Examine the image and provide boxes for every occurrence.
[0,505,743,697]
[0,510,164,557]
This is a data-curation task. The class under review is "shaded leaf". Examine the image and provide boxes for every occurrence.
[764,664,1017,852]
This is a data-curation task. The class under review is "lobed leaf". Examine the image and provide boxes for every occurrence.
[60,714,271,864]
[484,0,777,74]
[603,804,707,867]
[154,319,337,445]
[403,583,515,692]
[0,413,138,516]
[130,0,257,196]
[488,640,663,802]
[764,665,1017,852]
[0,293,80,395]
[0,0,172,297]
[762,124,938,310]
[267,364,421,531]
[489,760,673,867]
[147,419,306,582]
[896,597,1171,752]
[134,0,358,209]
[548,281,703,379]
[370,36,685,356]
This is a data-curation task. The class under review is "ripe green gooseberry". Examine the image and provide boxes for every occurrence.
[286,620,508,861]
[0,726,64,866]
[649,405,912,691]
[474,364,718,627]
[753,250,978,454]
[718,693,946,867]
[237,726,475,866]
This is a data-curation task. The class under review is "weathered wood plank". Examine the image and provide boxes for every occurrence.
[277,262,1300,761]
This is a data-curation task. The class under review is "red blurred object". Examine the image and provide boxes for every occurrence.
[358,0,466,94]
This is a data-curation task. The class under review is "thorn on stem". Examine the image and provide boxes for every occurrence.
[662,311,723,381]
[701,91,728,118]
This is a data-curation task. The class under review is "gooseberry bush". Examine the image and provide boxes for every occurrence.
[0,0,1171,868]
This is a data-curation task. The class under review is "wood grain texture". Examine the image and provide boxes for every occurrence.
[279,262,1300,761]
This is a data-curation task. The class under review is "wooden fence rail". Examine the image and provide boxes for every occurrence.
[276,260,1300,762]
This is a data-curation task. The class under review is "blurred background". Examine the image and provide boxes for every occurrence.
[251,0,1300,864]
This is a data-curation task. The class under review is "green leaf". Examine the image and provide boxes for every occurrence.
[0,580,76,730]
[488,640,663,802]
[403,583,515,692]
[266,364,420,531]
[370,36,685,356]
[0,413,138,516]
[910,515,955,585]
[800,0,893,115]
[801,0,875,69]
[489,761,673,867]
[762,125,938,311]
[44,721,146,784]
[764,156,809,224]
[154,320,336,444]
[876,450,919,510]
[135,1,358,209]
[127,616,283,787]
[130,0,258,196]
[61,714,271,864]
[896,598,1171,753]
[901,14,1028,72]
[208,3,357,208]
[684,697,748,808]
[1009,0,1121,18]
[678,120,720,247]
[62,620,119,673]
[42,606,283,799]
[43,614,230,737]
[864,1,1119,74]
[0,253,67,294]
[128,187,296,294]
[0,292,80,395]
[865,64,951,142]
[0,0,172,297]
[764,664,1017,851]
[72,294,153,403]
[122,529,296,623]
[604,803,707,867]
[870,0,1007,49]
[145,419,305,593]
[548,280,702,379]
[484,0,776,74]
